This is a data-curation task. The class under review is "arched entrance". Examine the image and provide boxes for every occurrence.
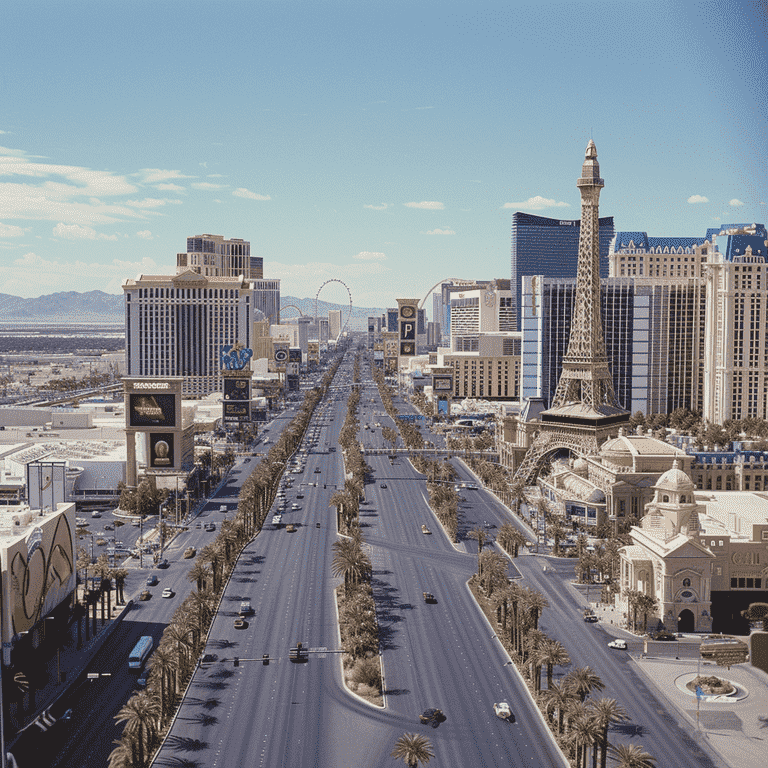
[678,608,695,633]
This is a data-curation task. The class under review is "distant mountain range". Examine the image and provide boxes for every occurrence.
[0,291,386,330]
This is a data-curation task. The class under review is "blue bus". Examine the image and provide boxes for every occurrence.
[128,636,153,669]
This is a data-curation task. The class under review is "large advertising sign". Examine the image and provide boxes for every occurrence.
[224,377,250,401]
[223,402,251,421]
[149,433,175,468]
[26,462,67,510]
[2,505,76,648]
[129,393,176,428]
[289,348,302,363]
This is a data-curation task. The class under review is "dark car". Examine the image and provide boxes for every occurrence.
[652,630,677,641]
[583,614,598,623]
[234,618,248,629]
[423,592,436,603]
[419,708,446,727]
[146,575,158,586]
[380,483,387,489]
[314,467,321,473]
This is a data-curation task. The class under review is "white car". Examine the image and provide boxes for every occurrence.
[161,588,174,598]
[493,701,512,720]
[607,639,628,650]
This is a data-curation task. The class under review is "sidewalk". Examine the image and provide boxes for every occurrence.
[9,595,131,740]
[632,655,768,768]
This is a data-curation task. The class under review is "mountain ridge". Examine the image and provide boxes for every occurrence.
[0,291,387,329]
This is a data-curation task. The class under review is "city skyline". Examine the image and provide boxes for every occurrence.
[1,0,766,309]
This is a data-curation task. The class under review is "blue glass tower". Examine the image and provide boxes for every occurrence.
[510,212,614,330]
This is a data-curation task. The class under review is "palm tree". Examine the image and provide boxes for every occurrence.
[608,743,657,768]
[567,709,601,768]
[522,587,549,632]
[541,681,578,735]
[391,732,434,767]
[589,697,628,768]
[331,539,371,595]
[478,550,509,597]
[468,527,490,577]
[564,666,605,703]
[149,642,176,725]
[114,691,160,768]
[539,637,571,689]
[635,593,658,634]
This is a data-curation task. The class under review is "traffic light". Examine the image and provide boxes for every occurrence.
[234,657,240,667]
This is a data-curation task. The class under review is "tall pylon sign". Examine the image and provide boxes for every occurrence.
[515,141,629,483]
[396,298,419,369]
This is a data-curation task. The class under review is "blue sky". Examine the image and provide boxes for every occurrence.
[1,0,765,312]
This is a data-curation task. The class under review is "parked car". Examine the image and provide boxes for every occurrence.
[652,630,677,641]
[607,639,627,650]
[583,615,598,623]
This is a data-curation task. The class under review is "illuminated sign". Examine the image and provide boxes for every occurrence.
[149,433,175,468]
[224,377,250,401]
[433,377,452,391]
[129,393,176,428]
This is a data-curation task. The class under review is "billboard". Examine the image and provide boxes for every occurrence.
[433,376,453,391]
[252,407,268,423]
[223,402,251,421]
[129,393,176,428]
[149,433,175,467]
[289,348,302,363]
[2,505,76,647]
[26,462,67,510]
[224,377,250,401]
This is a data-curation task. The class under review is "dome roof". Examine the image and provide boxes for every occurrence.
[586,488,606,503]
[655,460,694,492]
[600,436,633,466]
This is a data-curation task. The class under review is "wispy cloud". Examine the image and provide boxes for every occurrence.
[2,252,161,296]
[423,228,455,235]
[729,198,744,207]
[364,203,389,210]
[232,187,271,200]
[191,182,226,191]
[502,196,569,210]
[136,230,153,240]
[687,194,709,204]
[155,183,185,192]
[352,251,386,261]
[125,198,183,208]
[404,201,444,210]
[52,223,117,241]
[138,169,193,184]
[0,223,24,237]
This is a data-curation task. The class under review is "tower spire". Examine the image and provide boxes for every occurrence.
[548,140,622,414]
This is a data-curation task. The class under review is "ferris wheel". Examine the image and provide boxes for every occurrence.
[314,279,353,336]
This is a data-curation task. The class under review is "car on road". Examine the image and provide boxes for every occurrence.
[380,483,387,489]
[286,523,296,532]
[161,588,174,598]
[607,639,627,650]
[136,674,148,687]
[292,502,300,510]
[201,653,218,664]
[183,547,196,559]
[196,522,202,529]
[157,558,169,569]
[314,467,321,473]
[146,575,158,586]
[103,523,114,530]
[419,708,445,727]
[493,701,513,720]
[139,590,151,601]
[583,614,598,623]
[239,601,254,616]
[423,592,436,603]
[234,618,248,629]
[91,511,101,518]
[297,492,304,499]
[316,522,321,528]
[421,524,431,535]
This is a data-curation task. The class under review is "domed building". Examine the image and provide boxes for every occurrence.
[617,461,715,633]
[538,430,690,532]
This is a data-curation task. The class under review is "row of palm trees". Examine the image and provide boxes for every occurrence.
[470,562,656,767]
[108,356,347,767]
[372,367,425,451]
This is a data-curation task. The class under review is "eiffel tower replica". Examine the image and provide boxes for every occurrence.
[514,140,630,483]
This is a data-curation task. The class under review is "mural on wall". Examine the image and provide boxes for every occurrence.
[6,510,75,639]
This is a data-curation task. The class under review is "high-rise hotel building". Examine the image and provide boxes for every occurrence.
[511,212,615,330]
[522,222,768,422]
[124,234,277,398]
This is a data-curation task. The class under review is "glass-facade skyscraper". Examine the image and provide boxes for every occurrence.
[510,212,615,330]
